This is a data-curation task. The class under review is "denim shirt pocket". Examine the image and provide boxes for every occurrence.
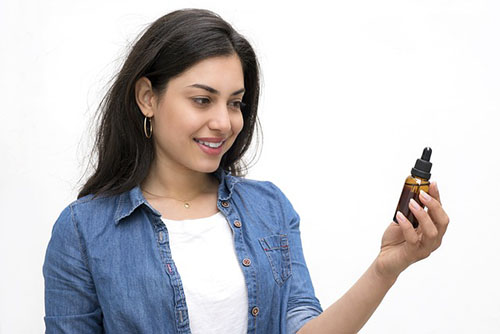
[259,234,292,286]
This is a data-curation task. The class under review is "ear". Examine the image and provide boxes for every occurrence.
[135,76,157,117]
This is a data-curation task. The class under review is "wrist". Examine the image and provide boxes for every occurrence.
[371,256,402,286]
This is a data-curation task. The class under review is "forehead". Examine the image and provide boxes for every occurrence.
[171,54,244,89]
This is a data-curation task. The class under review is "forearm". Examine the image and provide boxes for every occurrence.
[297,257,398,334]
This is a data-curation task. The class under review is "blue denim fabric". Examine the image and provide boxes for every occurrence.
[43,167,323,333]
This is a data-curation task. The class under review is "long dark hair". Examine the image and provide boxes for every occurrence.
[78,8,262,199]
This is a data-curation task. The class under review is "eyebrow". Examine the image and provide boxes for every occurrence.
[186,83,245,96]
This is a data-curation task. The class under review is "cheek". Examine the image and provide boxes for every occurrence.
[233,113,244,135]
[160,105,196,134]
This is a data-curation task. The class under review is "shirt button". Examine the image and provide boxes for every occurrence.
[221,201,230,208]
[251,306,259,317]
[234,220,242,228]
[242,258,251,267]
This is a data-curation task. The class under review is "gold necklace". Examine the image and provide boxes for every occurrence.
[142,184,212,209]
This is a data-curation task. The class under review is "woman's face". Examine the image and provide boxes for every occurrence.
[137,54,245,174]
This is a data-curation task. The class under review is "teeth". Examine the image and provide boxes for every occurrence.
[195,139,224,148]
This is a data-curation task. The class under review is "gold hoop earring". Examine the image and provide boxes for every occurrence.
[144,116,153,138]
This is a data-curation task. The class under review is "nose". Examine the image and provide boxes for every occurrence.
[207,103,232,133]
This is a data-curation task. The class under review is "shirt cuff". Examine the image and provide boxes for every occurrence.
[286,305,322,334]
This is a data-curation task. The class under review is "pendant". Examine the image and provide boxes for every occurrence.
[184,202,190,209]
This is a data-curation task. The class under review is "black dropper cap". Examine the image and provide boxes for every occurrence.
[411,147,432,179]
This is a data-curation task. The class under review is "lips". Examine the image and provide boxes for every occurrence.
[194,138,225,155]
[194,137,226,143]
[194,138,224,148]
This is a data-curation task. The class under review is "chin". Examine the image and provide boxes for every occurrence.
[192,161,221,174]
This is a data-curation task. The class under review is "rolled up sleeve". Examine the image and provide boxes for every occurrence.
[42,205,103,333]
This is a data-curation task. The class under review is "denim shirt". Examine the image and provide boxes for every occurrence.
[43,167,323,333]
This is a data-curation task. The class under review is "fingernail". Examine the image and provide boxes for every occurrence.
[410,198,420,210]
[396,211,405,223]
[434,181,439,192]
[420,190,431,201]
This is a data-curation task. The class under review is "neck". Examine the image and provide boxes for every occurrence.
[140,159,218,200]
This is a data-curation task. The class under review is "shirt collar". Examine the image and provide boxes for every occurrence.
[114,166,240,225]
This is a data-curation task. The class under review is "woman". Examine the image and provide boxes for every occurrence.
[43,8,449,334]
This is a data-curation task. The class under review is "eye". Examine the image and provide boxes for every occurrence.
[230,101,246,110]
[192,97,211,106]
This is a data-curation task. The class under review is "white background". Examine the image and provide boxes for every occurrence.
[1,0,499,333]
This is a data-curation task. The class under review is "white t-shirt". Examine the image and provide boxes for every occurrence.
[161,211,248,334]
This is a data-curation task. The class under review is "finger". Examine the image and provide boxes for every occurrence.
[395,211,419,246]
[419,189,450,239]
[409,198,438,248]
[428,181,441,205]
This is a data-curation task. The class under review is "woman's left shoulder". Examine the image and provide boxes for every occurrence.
[233,176,291,205]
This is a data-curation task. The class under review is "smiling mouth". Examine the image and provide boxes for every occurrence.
[193,138,225,148]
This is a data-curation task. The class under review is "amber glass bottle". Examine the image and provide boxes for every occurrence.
[393,147,432,228]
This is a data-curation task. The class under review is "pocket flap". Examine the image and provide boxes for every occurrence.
[259,234,289,251]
